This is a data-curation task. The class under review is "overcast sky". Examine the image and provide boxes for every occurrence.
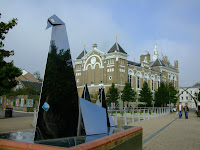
[1,0,200,87]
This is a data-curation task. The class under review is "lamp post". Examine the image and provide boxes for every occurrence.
[136,99,138,108]
[195,90,199,112]
[152,101,155,109]
[152,92,155,109]
[197,89,199,112]
[136,90,139,108]
[120,91,123,111]
[169,100,171,112]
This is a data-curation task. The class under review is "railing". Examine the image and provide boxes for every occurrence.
[32,107,38,127]
[107,107,170,126]
[32,107,170,127]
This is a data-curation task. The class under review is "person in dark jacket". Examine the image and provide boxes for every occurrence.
[183,103,189,119]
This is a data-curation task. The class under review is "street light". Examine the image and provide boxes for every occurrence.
[152,101,155,109]
[136,99,138,108]
[197,89,199,112]
[152,92,155,109]
[120,91,123,111]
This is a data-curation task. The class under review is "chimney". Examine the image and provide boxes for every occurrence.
[92,44,97,48]
[174,60,178,69]
[163,56,168,65]
[140,53,150,64]
[140,54,145,64]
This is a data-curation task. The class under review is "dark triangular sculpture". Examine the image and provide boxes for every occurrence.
[34,15,79,141]
[81,84,91,102]
[78,84,91,135]
[98,86,110,127]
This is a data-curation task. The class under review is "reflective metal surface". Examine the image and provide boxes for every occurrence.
[0,126,133,148]
[35,15,79,141]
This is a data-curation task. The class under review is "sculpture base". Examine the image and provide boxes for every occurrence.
[0,126,142,150]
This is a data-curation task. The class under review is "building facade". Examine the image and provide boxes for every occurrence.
[179,86,200,108]
[0,70,41,111]
[74,40,179,98]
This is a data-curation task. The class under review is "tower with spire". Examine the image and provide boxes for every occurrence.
[74,36,179,99]
[153,42,159,61]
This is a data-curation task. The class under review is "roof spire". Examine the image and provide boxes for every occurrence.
[153,41,159,61]
[116,33,117,43]
[84,43,86,56]
[154,41,157,51]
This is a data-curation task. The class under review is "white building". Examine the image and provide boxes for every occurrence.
[179,86,200,108]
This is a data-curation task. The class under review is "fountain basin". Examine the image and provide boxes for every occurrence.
[0,126,142,150]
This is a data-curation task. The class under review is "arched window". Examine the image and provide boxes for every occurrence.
[158,81,160,88]
[128,74,132,83]
[137,76,140,88]
[144,73,148,82]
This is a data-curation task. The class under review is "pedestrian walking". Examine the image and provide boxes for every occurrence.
[183,103,189,119]
[176,102,183,119]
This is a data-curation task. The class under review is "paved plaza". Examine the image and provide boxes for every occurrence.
[0,109,199,150]
[130,110,200,150]
[0,109,34,133]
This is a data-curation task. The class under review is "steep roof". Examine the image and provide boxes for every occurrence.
[76,50,87,59]
[127,60,141,66]
[151,59,165,67]
[16,70,38,82]
[108,42,127,54]
[20,80,42,91]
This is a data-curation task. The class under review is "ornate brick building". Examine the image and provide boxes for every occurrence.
[74,39,179,98]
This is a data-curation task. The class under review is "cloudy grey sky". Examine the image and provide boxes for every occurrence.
[1,0,200,87]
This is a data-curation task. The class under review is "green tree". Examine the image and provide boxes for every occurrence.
[6,87,40,97]
[0,14,22,96]
[194,91,200,102]
[33,71,42,81]
[139,81,153,107]
[194,82,200,86]
[168,82,178,105]
[154,82,169,107]
[106,83,119,105]
[121,82,136,104]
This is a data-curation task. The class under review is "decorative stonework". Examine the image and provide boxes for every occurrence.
[91,57,96,64]
[74,42,179,96]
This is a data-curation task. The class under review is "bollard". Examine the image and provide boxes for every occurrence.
[148,109,150,120]
[155,109,157,118]
[132,110,134,123]
[157,108,159,117]
[155,108,157,117]
[151,109,153,119]
[138,109,140,122]
[162,108,164,116]
[115,111,118,125]
[161,108,162,116]
[159,108,161,117]
[143,109,146,121]
[32,108,37,127]
[124,110,127,125]
[160,108,162,116]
